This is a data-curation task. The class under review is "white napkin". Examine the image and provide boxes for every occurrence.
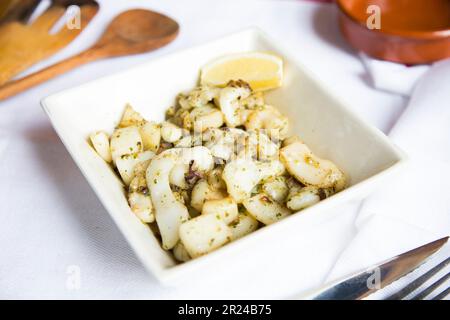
[360,53,430,96]
[327,58,450,298]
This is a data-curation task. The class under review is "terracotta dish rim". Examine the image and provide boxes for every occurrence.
[336,0,450,40]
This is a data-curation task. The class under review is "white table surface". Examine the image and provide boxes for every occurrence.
[0,0,409,299]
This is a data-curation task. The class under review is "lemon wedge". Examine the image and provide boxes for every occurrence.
[200,52,283,91]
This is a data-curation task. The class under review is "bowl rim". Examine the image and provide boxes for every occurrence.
[40,27,408,284]
[336,0,450,40]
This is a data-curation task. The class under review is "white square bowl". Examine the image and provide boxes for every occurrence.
[41,28,406,285]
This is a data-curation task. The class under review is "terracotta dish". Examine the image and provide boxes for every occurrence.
[336,0,450,64]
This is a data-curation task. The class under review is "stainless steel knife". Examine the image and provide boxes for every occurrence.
[300,236,448,300]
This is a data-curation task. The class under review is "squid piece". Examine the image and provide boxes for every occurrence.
[128,192,154,223]
[202,127,224,143]
[229,213,259,241]
[218,80,251,127]
[257,160,286,181]
[245,105,289,139]
[129,163,150,194]
[280,141,346,189]
[169,163,190,189]
[261,176,289,203]
[169,107,190,128]
[174,133,203,148]
[179,214,232,258]
[178,85,220,109]
[190,179,227,212]
[174,135,192,148]
[118,104,145,128]
[128,162,153,221]
[206,166,226,190]
[173,242,191,262]
[139,121,161,152]
[243,193,291,225]
[222,158,285,203]
[241,91,265,109]
[237,108,253,127]
[237,132,258,160]
[146,146,214,249]
[90,131,112,163]
[201,197,238,224]
[161,121,182,143]
[222,158,260,203]
[286,186,323,211]
[242,130,279,160]
[110,126,143,162]
[188,104,224,132]
[203,128,248,161]
[115,150,155,185]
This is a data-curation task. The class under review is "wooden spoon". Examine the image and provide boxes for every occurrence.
[0,9,179,100]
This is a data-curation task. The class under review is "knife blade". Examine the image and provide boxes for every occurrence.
[304,236,448,300]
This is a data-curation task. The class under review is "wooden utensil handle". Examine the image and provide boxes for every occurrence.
[0,49,99,101]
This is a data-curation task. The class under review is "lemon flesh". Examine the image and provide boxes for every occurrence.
[200,52,283,91]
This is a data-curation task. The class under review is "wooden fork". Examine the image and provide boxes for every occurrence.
[0,0,98,86]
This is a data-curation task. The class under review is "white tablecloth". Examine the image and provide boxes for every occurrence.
[0,0,411,299]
